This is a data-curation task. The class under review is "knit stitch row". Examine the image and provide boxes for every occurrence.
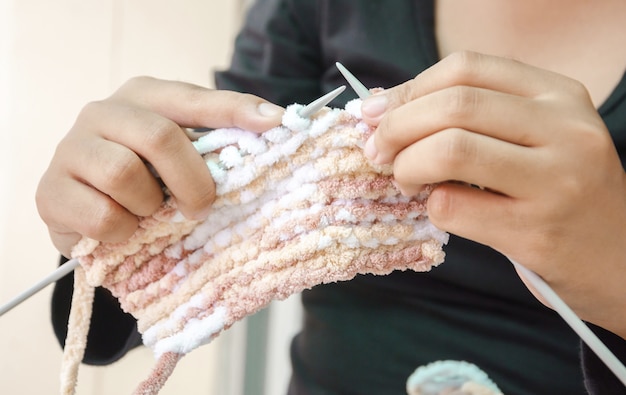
[62,100,448,394]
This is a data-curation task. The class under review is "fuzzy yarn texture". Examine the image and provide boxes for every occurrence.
[406,360,504,395]
[61,99,449,394]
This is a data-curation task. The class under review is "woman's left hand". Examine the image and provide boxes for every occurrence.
[361,51,626,338]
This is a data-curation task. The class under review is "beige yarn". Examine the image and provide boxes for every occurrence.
[60,100,449,394]
[60,266,94,395]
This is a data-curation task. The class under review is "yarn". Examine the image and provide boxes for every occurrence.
[61,99,449,394]
[60,266,93,395]
[406,360,503,395]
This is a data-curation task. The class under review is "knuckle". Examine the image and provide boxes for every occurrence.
[578,122,613,158]
[438,129,475,169]
[391,81,418,108]
[230,93,258,125]
[143,117,182,152]
[36,168,71,227]
[182,83,214,113]
[35,181,55,225]
[86,201,139,243]
[75,100,104,124]
[101,150,143,190]
[444,50,482,80]
[122,76,154,91]
[553,174,585,209]
[564,78,591,100]
[444,86,479,120]
[113,76,157,101]
[87,200,126,239]
[181,183,215,215]
[185,195,212,215]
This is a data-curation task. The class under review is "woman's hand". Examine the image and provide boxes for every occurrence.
[36,77,284,258]
[361,51,626,337]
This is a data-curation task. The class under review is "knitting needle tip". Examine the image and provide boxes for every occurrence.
[298,85,346,118]
[335,62,371,99]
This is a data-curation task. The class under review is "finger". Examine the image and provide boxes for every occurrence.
[425,182,523,249]
[393,128,537,198]
[365,86,558,164]
[362,51,584,125]
[37,176,140,256]
[47,229,81,259]
[112,77,285,132]
[77,102,215,219]
[66,137,164,217]
[408,51,573,98]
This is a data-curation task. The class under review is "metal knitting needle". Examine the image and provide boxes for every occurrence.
[0,258,80,317]
[0,88,351,318]
[298,85,346,118]
[335,62,371,99]
[510,259,626,386]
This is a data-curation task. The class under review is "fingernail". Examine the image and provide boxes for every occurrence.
[364,135,378,161]
[361,94,387,119]
[257,102,284,117]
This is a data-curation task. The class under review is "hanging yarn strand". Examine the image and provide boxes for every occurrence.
[133,352,182,395]
[60,265,94,395]
[61,100,449,394]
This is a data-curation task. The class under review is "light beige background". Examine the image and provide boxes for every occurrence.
[0,1,301,394]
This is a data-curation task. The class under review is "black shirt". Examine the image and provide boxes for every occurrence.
[52,1,626,394]
[215,1,626,394]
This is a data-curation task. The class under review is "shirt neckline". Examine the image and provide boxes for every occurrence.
[415,0,626,117]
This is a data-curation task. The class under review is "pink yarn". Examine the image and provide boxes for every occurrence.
[61,100,449,394]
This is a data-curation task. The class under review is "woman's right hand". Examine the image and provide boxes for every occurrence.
[36,76,284,257]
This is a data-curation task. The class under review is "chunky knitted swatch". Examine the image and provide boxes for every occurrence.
[62,100,449,394]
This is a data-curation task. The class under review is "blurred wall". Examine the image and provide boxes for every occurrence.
[0,1,279,394]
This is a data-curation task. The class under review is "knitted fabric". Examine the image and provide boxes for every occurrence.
[61,99,449,394]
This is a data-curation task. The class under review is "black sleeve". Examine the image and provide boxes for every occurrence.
[581,323,626,394]
[51,256,142,365]
[214,0,324,105]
